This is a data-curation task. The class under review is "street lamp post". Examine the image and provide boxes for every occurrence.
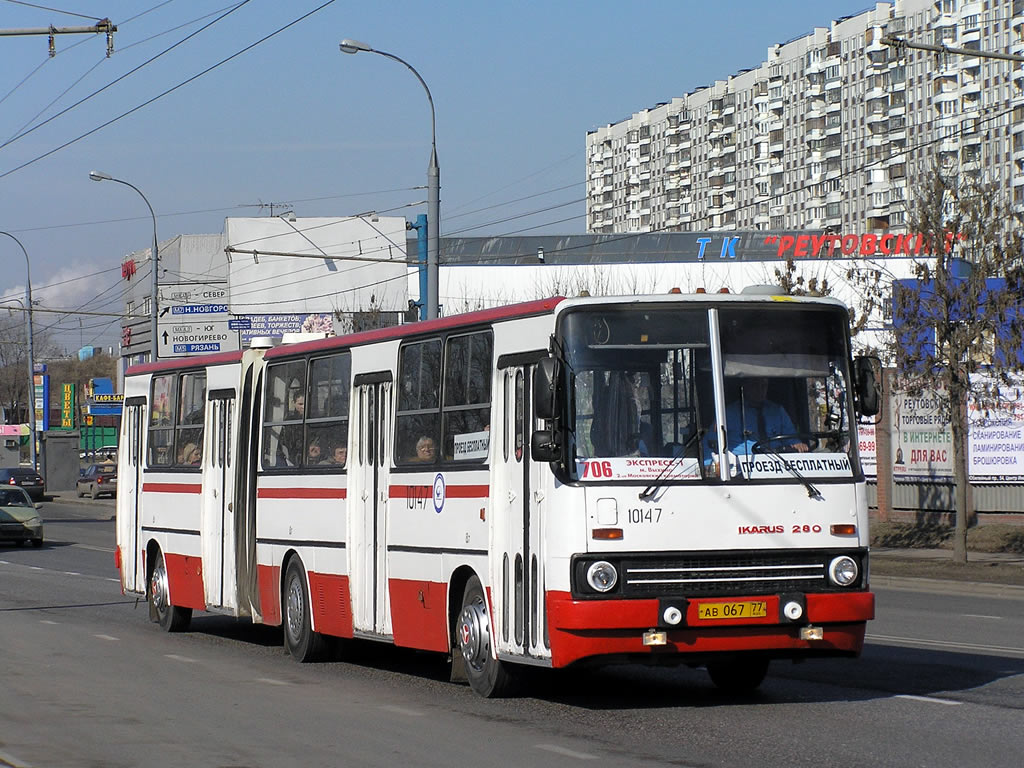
[0,231,37,470]
[89,170,160,360]
[339,38,439,320]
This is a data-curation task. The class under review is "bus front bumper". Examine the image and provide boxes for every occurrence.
[545,590,874,668]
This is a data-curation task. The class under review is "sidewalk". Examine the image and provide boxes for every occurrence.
[871,547,1024,598]
[872,547,1024,566]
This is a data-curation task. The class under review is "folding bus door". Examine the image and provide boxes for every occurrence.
[201,391,237,611]
[495,357,550,661]
[351,372,394,639]
[118,398,147,595]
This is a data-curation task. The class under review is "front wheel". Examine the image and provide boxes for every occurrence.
[706,657,770,693]
[456,576,518,698]
[148,549,192,632]
[283,557,329,662]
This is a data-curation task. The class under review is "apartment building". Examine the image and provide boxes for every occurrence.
[586,0,1024,234]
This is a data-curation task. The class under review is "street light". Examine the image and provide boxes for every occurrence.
[339,38,439,320]
[89,170,160,360]
[0,231,37,470]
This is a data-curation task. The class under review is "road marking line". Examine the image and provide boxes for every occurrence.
[380,705,424,717]
[72,544,115,553]
[0,747,32,767]
[256,678,290,686]
[63,571,81,576]
[895,694,961,706]
[962,614,1002,620]
[536,744,597,760]
[868,633,1024,657]
[95,634,119,641]
[165,654,197,663]
[40,620,58,625]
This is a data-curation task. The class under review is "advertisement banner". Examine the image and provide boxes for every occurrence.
[968,378,1024,482]
[890,385,952,481]
[857,422,877,478]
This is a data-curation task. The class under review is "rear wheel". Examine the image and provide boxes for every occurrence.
[457,575,518,697]
[31,537,42,548]
[148,549,192,632]
[283,557,329,662]
[706,657,770,693]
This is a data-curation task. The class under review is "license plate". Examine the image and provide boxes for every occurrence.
[697,600,768,620]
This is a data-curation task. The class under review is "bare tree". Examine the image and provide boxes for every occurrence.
[893,165,1024,563]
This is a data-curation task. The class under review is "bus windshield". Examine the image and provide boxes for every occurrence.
[560,304,856,483]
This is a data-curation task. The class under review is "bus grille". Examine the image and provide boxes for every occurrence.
[619,552,840,597]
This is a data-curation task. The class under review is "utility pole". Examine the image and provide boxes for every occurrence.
[0,19,116,57]
[882,35,1024,64]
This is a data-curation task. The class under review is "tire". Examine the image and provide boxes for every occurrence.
[706,657,770,693]
[76,486,84,498]
[31,538,42,548]
[456,575,519,698]
[283,557,329,662]
[148,549,192,632]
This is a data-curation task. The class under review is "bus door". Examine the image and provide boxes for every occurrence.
[351,373,394,638]
[200,391,237,611]
[495,359,550,660]
[119,397,147,594]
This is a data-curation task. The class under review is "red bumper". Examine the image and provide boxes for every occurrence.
[546,590,874,668]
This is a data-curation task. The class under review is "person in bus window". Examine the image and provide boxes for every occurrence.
[413,435,437,463]
[280,392,305,465]
[306,437,322,465]
[178,442,201,466]
[705,377,808,456]
[324,444,347,466]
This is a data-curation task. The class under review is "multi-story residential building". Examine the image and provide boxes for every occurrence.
[586,0,1024,234]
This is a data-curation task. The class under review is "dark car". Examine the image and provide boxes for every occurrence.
[77,463,117,500]
[0,467,46,502]
[0,486,43,547]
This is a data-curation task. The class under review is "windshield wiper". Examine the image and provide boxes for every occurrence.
[748,441,822,500]
[639,429,704,500]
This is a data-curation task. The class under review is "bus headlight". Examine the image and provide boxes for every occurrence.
[828,555,859,587]
[586,561,618,593]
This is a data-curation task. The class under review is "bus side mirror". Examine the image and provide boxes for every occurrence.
[854,356,880,417]
[531,429,560,462]
[533,358,558,420]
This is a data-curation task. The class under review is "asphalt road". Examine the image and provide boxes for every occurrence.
[1,497,1022,768]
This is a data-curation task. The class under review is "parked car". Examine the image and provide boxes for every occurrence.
[0,467,46,501]
[79,445,118,461]
[0,486,43,547]
[77,464,117,500]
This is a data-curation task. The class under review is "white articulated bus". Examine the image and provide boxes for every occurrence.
[116,290,880,697]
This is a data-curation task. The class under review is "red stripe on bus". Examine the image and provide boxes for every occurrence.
[143,482,202,494]
[389,484,489,498]
[257,487,347,500]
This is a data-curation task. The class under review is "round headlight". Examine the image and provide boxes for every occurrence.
[586,561,618,593]
[828,555,859,587]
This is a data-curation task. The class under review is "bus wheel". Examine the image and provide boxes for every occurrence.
[457,576,518,698]
[706,657,770,693]
[148,549,191,632]
[283,558,328,662]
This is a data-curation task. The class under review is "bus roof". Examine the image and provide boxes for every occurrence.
[263,296,565,360]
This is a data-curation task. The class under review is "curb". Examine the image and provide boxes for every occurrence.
[871,574,1024,600]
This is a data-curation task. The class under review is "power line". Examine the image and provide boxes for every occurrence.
[0,1,253,152]
[0,0,340,179]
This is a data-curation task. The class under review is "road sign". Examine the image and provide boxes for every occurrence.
[158,282,238,358]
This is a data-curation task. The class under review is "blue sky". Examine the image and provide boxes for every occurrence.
[0,0,867,351]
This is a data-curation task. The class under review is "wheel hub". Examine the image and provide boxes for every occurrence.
[458,597,490,671]
[286,576,304,641]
